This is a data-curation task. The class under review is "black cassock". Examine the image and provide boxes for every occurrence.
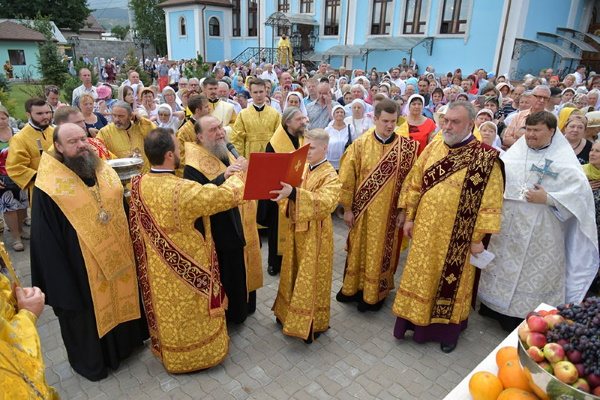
[258,132,301,272]
[183,164,256,324]
[30,183,148,382]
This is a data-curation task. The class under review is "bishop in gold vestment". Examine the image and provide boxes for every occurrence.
[271,129,341,342]
[392,102,504,352]
[0,256,58,399]
[338,100,419,311]
[96,101,156,173]
[31,123,146,380]
[183,122,263,324]
[130,128,247,373]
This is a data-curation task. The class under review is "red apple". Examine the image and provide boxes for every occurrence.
[554,361,579,384]
[572,378,591,393]
[527,346,545,362]
[566,349,583,364]
[587,373,600,389]
[548,309,559,315]
[543,314,565,329]
[518,322,531,343]
[538,361,553,374]
[543,342,565,363]
[526,332,547,348]
[527,315,549,333]
[593,386,600,396]
[575,363,585,377]
[526,311,540,320]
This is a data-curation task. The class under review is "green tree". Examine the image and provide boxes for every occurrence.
[0,0,91,33]
[183,55,210,79]
[22,17,68,86]
[117,49,151,87]
[129,0,167,56]
[111,25,130,40]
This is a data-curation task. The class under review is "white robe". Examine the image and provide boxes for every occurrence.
[478,132,598,318]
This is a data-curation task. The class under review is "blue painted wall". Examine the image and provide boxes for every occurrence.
[0,41,41,79]
[523,0,571,39]
[410,0,504,75]
[205,10,224,62]
[169,10,196,60]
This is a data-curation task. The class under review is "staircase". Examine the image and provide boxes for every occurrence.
[231,47,320,72]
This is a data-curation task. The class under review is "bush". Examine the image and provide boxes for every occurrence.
[0,73,10,93]
[183,55,210,79]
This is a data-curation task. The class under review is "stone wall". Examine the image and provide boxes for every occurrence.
[73,38,156,61]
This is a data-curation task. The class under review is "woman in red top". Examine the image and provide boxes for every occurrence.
[406,94,436,154]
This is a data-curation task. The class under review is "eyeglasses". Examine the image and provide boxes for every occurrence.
[533,94,550,101]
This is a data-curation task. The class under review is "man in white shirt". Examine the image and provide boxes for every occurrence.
[260,64,279,84]
[71,68,97,106]
[573,64,586,86]
[389,67,406,95]
[168,63,181,88]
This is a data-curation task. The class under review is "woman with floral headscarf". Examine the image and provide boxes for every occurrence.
[405,94,436,154]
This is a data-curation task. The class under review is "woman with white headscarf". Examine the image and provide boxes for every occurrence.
[156,104,183,134]
[283,91,308,116]
[325,104,353,171]
[344,99,374,138]
[334,76,348,99]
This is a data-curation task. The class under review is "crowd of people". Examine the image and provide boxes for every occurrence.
[1,52,600,396]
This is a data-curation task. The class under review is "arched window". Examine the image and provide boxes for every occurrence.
[179,17,186,36]
[209,17,220,36]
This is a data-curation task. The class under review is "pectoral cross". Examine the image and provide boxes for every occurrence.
[294,160,302,172]
[531,159,559,185]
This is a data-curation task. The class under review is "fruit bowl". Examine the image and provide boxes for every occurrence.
[518,335,600,400]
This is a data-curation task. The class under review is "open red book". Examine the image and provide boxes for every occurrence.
[243,144,309,200]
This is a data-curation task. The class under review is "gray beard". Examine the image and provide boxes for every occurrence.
[63,150,101,179]
[205,141,229,164]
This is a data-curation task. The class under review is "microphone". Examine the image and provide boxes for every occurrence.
[226,142,240,159]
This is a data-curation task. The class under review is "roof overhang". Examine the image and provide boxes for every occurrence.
[537,32,598,52]
[557,27,600,46]
[515,37,580,59]
[323,44,362,57]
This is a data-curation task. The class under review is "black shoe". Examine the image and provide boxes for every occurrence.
[303,332,320,344]
[440,342,457,353]
[275,317,282,326]
[267,265,280,276]
[336,290,360,303]
[357,299,385,312]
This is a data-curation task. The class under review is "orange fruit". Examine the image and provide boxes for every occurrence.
[469,371,504,400]
[498,360,533,392]
[497,387,540,400]
[496,346,519,368]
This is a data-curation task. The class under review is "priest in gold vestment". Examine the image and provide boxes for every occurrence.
[203,77,237,137]
[392,101,504,353]
[31,123,147,380]
[175,94,210,176]
[271,129,341,343]
[6,98,54,191]
[337,99,418,312]
[231,78,281,158]
[183,116,263,324]
[96,101,156,173]
[0,252,58,399]
[130,128,247,373]
[277,34,294,68]
[259,107,307,276]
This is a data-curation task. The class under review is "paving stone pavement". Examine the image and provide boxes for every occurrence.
[7,217,508,399]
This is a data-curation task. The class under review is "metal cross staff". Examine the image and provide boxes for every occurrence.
[531,159,559,184]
